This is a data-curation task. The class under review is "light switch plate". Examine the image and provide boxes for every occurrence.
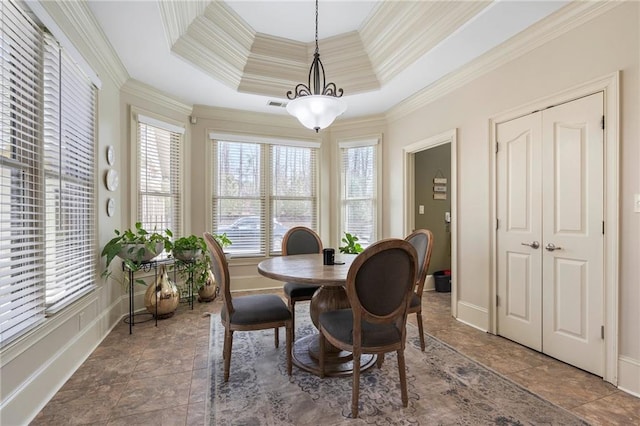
[635,194,640,213]
[419,205,425,215]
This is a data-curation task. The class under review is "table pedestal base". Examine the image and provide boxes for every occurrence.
[292,334,376,377]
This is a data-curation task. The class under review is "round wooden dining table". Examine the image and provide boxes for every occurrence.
[257,253,376,376]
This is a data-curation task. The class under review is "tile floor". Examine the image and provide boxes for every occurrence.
[32,291,640,425]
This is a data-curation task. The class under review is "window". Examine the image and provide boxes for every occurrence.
[136,115,184,238]
[210,134,319,257]
[0,1,97,346]
[339,138,380,246]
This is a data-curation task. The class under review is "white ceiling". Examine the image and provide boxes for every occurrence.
[86,1,569,119]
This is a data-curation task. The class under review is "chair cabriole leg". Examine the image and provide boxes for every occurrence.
[352,349,361,418]
[397,349,408,407]
[224,328,233,382]
[286,321,292,375]
[416,312,425,351]
[289,299,296,342]
[274,326,279,348]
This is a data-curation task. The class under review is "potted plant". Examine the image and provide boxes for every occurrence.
[170,234,210,300]
[338,232,364,254]
[171,234,206,262]
[170,233,231,302]
[213,232,232,252]
[101,222,172,283]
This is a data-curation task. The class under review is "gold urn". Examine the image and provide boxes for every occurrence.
[144,264,179,318]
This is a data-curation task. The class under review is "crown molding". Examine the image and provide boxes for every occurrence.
[121,79,193,116]
[386,1,621,123]
[170,1,254,90]
[157,0,209,48]
[37,0,128,88]
[193,105,295,128]
[360,1,490,84]
[329,114,387,133]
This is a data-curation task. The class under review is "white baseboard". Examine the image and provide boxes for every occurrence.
[456,300,489,332]
[1,294,122,425]
[424,274,435,292]
[618,356,640,397]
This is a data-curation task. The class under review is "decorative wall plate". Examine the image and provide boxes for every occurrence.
[106,145,115,166]
[105,169,119,191]
[106,198,115,217]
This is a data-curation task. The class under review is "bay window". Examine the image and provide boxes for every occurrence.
[210,134,319,257]
[339,138,380,247]
[0,0,97,346]
[135,114,184,238]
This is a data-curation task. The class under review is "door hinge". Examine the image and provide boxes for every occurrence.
[602,221,605,235]
[496,218,499,230]
[496,295,499,306]
[601,115,605,130]
[496,142,499,154]
[601,325,605,339]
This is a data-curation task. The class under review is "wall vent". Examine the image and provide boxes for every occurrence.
[267,100,287,108]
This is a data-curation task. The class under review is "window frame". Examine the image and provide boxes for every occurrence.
[131,110,185,239]
[208,132,321,258]
[337,136,382,248]
[0,0,99,347]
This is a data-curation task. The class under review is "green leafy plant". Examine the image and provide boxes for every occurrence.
[171,234,211,294]
[172,234,206,258]
[101,222,172,284]
[213,232,232,250]
[339,232,364,254]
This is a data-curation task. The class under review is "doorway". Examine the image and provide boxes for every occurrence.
[488,73,618,384]
[404,129,457,316]
[495,93,604,376]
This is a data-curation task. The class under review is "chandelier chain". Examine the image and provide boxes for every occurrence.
[315,0,319,54]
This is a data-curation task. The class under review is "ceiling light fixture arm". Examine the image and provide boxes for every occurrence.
[286,0,343,101]
[285,0,347,132]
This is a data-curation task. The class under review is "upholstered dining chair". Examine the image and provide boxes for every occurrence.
[404,229,434,351]
[281,226,323,340]
[318,238,417,418]
[203,232,292,382]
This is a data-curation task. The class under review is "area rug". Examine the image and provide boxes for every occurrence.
[206,307,587,425]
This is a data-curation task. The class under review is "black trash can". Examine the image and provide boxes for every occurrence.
[434,270,451,292]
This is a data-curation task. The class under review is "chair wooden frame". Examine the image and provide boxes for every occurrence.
[204,232,292,382]
[405,229,434,351]
[318,239,418,418]
[281,226,323,340]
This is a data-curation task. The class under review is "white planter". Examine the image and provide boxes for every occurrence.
[118,242,164,262]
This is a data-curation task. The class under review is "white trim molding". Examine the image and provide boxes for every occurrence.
[403,129,458,317]
[386,1,621,123]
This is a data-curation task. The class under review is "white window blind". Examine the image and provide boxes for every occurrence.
[339,139,379,246]
[43,34,97,313]
[211,137,318,257]
[137,117,183,238]
[0,0,46,345]
[0,0,98,346]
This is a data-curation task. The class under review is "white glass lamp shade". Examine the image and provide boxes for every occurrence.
[286,95,347,132]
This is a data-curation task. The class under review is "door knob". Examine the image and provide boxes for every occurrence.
[545,243,562,251]
[521,241,540,249]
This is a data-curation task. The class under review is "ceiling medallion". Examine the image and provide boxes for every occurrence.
[286,0,346,132]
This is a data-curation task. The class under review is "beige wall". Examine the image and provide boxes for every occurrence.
[4,3,639,424]
[385,3,639,392]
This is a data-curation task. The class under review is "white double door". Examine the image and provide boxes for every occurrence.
[496,93,604,376]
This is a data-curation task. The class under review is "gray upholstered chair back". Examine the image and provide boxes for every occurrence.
[203,232,233,315]
[346,239,417,325]
[282,226,323,255]
[405,229,434,296]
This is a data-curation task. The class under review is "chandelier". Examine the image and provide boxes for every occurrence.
[286,0,346,132]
